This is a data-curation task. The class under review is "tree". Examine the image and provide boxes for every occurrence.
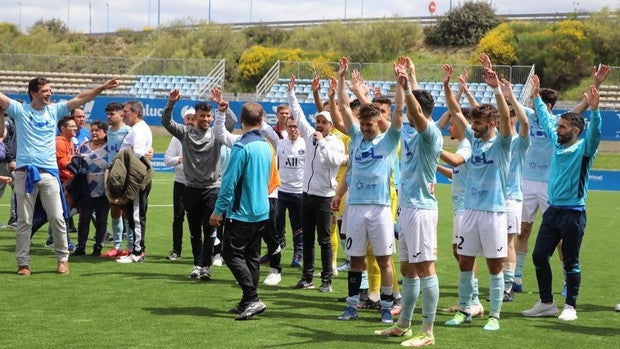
[29,18,69,35]
[425,1,499,47]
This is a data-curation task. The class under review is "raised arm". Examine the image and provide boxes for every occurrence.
[499,78,529,138]
[286,75,314,137]
[67,78,119,111]
[399,57,426,131]
[458,69,479,107]
[404,56,419,90]
[160,89,186,139]
[390,57,405,130]
[442,64,468,133]
[583,84,602,157]
[483,66,511,138]
[571,64,610,114]
[311,76,324,112]
[210,87,239,148]
[348,69,372,105]
[337,57,355,132]
[328,77,347,134]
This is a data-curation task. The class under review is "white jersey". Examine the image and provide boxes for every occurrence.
[277,137,305,194]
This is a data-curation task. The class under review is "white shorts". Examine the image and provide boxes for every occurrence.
[452,212,464,245]
[459,209,507,259]
[521,180,549,223]
[506,199,522,235]
[398,207,438,263]
[344,205,395,257]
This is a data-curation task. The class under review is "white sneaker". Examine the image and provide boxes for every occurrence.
[522,299,559,317]
[189,265,202,279]
[115,253,145,264]
[212,254,223,267]
[558,304,577,321]
[263,268,282,286]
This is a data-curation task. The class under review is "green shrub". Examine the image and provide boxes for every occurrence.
[425,1,499,47]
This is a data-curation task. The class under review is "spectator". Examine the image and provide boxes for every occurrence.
[101,101,133,258]
[0,76,118,275]
[74,120,110,256]
[160,90,236,277]
[115,100,153,264]
[164,107,195,261]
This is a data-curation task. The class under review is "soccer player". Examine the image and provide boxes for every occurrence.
[334,56,401,324]
[374,56,443,347]
[442,59,512,331]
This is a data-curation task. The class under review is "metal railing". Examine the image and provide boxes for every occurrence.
[255,60,281,100]
[196,59,226,99]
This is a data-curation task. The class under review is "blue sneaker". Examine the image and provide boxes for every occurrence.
[380,308,393,324]
[561,283,567,297]
[445,310,472,326]
[337,305,358,320]
[512,282,523,293]
[68,241,76,252]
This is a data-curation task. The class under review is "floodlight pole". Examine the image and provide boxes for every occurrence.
[17,1,21,31]
[89,0,92,33]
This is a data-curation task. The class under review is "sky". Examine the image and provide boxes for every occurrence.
[0,0,617,34]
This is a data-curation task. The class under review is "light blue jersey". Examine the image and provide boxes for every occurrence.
[399,122,443,210]
[451,138,472,214]
[506,134,530,201]
[534,98,601,207]
[106,125,131,161]
[7,100,69,170]
[464,126,511,212]
[522,107,558,181]
[347,123,400,206]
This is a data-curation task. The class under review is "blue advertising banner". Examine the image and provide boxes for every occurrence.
[7,94,620,141]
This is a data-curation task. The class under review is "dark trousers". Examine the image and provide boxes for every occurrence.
[126,182,151,254]
[77,196,110,250]
[171,181,186,254]
[263,197,282,272]
[301,193,333,283]
[222,218,268,304]
[184,186,218,267]
[532,206,586,307]
[276,191,303,255]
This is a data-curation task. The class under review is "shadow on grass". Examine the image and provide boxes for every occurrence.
[144,306,232,319]
[267,323,393,347]
[533,319,617,336]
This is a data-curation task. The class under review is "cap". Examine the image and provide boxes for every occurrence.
[183,108,196,117]
[315,111,332,124]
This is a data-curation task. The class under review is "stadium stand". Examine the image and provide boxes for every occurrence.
[0,70,222,100]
